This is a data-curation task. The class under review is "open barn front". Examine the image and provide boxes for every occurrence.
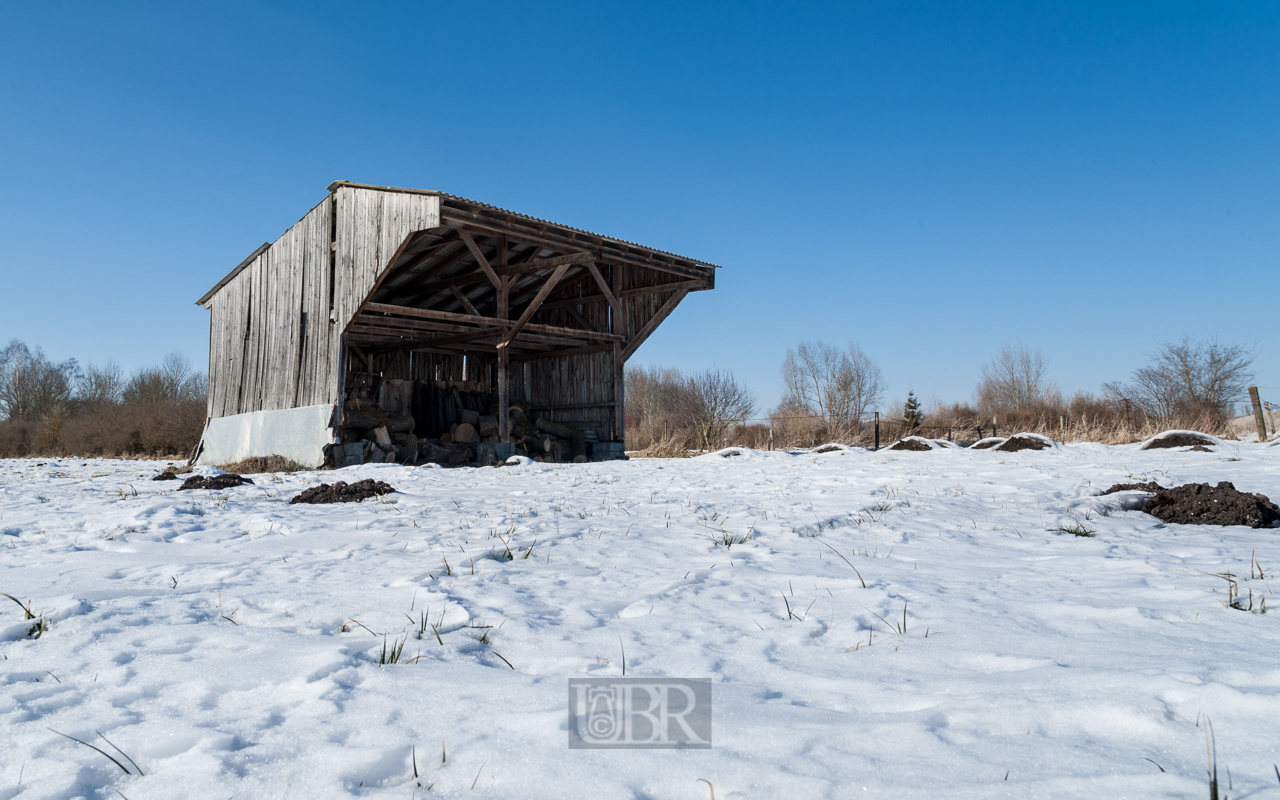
[197,181,718,469]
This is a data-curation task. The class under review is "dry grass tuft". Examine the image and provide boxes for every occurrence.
[217,455,311,474]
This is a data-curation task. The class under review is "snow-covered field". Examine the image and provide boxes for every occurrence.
[2,442,1278,799]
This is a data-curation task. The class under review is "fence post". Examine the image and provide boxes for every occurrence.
[874,412,880,451]
[947,426,952,442]
[992,416,997,438]
[1249,386,1269,442]
[769,425,774,451]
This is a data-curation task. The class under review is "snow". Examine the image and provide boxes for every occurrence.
[2,444,1279,798]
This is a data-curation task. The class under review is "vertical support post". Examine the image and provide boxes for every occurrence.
[769,425,774,451]
[498,348,509,443]
[992,416,998,438]
[612,342,624,443]
[1249,386,1268,442]
[874,412,880,451]
[947,426,952,442]
[497,257,510,444]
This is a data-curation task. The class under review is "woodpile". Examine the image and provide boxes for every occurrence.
[330,396,606,467]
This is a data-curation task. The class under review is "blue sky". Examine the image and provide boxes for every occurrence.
[2,2,1277,412]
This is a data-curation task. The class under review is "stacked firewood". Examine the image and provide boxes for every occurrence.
[334,398,588,466]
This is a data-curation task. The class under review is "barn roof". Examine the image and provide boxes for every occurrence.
[197,181,720,306]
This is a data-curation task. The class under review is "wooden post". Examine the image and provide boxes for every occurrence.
[497,256,510,444]
[769,425,774,451]
[612,342,624,443]
[1249,386,1268,442]
[873,412,879,451]
[498,347,509,443]
[992,416,997,438]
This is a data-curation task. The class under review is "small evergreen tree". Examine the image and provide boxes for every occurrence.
[902,391,923,433]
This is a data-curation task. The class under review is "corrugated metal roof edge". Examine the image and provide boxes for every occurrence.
[197,181,720,305]
[326,181,722,269]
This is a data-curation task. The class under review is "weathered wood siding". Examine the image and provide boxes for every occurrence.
[207,197,338,418]
[333,186,440,333]
[208,187,439,420]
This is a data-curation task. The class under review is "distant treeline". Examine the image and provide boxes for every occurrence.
[626,337,1258,453]
[0,340,206,458]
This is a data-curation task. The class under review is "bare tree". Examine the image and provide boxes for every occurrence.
[780,341,884,435]
[975,344,1061,414]
[123,353,206,405]
[1113,337,1254,422]
[77,361,125,407]
[0,339,78,422]
[683,368,755,450]
[624,364,693,450]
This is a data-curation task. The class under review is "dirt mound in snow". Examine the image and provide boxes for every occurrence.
[153,471,178,481]
[813,443,852,454]
[1144,482,1280,528]
[1140,432,1217,450]
[179,474,254,491]
[994,434,1054,452]
[1104,481,1162,494]
[290,479,395,505]
[888,437,932,452]
[970,438,1005,450]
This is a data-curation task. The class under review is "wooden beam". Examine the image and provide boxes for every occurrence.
[458,229,503,289]
[585,261,623,323]
[350,320,586,349]
[496,237,510,443]
[397,254,592,301]
[612,341,623,441]
[449,285,480,316]
[500,263,571,348]
[383,236,477,301]
[621,288,688,361]
[363,302,499,329]
[564,306,593,331]
[510,342,616,362]
[441,210,712,281]
[530,279,712,313]
[360,302,624,341]
[496,251,597,277]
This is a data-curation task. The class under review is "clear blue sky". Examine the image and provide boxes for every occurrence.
[2,2,1277,412]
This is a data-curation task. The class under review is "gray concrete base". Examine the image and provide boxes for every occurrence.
[195,404,338,469]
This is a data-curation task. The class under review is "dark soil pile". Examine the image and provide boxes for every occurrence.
[994,435,1053,453]
[153,471,178,481]
[888,438,932,452]
[1144,481,1280,528]
[290,479,395,505]
[1189,445,1213,452]
[1104,481,1162,494]
[1142,433,1215,450]
[179,473,254,491]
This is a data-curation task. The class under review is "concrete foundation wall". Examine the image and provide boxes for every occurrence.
[195,404,338,469]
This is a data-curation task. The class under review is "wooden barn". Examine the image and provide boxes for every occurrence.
[193,181,718,467]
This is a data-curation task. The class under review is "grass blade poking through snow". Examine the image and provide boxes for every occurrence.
[0,592,35,620]
[96,731,144,776]
[815,541,867,588]
[48,729,133,774]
